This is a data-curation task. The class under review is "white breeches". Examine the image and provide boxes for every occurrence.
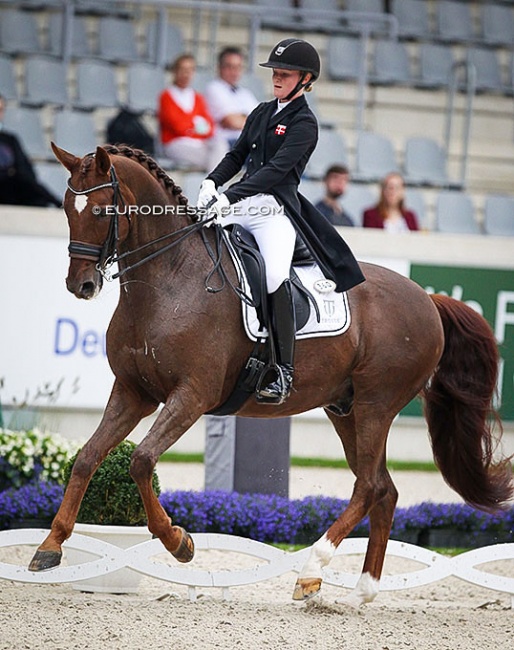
[222,193,297,293]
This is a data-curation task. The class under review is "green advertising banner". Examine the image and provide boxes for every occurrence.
[403,265,514,421]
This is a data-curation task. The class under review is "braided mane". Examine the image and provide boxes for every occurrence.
[103,144,189,207]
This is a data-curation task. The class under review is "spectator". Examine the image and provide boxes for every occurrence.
[0,95,61,207]
[314,164,354,227]
[204,46,258,151]
[362,172,419,232]
[158,54,225,170]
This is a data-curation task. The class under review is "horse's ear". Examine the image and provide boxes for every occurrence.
[95,146,111,176]
[51,142,81,172]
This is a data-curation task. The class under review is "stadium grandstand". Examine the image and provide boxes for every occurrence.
[0,0,513,232]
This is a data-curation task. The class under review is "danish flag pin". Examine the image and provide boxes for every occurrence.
[275,124,287,135]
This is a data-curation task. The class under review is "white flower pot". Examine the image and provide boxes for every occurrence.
[66,523,152,594]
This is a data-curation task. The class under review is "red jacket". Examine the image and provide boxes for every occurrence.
[362,206,419,231]
[159,89,214,144]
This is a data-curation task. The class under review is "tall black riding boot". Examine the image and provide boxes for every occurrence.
[257,279,296,405]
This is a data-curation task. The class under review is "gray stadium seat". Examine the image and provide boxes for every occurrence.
[417,43,455,89]
[327,36,364,81]
[435,191,480,234]
[22,56,69,107]
[483,195,514,236]
[255,0,301,31]
[97,17,140,63]
[404,137,449,187]
[299,0,341,33]
[0,54,18,101]
[370,39,412,85]
[48,13,91,58]
[304,128,349,180]
[0,8,42,55]
[145,21,185,66]
[74,60,119,110]
[467,47,507,94]
[345,0,385,33]
[34,162,69,202]
[3,106,51,159]
[298,179,323,205]
[54,110,97,156]
[391,0,431,40]
[404,188,427,229]
[354,131,399,183]
[480,3,514,47]
[341,184,376,227]
[436,1,476,44]
[127,63,165,114]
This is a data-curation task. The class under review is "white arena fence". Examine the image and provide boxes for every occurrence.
[0,529,513,607]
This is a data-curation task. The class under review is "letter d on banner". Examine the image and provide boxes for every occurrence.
[54,318,78,355]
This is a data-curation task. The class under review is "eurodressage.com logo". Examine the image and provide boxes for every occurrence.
[92,204,284,217]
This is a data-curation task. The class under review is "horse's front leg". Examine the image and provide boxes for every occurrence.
[128,388,205,564]
[29,381,157,571]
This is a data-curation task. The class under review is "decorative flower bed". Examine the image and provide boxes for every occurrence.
[0,428,79,491]
[0,482,512,547]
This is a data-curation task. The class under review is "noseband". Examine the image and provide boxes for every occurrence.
[66,164,127,273]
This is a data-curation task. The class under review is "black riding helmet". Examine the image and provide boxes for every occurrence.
[259,38,321,101]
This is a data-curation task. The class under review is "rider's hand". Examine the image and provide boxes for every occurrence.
[196,179,218,209]
[207,193,230,219]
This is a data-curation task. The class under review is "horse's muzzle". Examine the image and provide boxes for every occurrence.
[66,262,103,300]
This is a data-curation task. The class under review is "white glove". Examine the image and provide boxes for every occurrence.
[196,179,218,209]
[207,193,231,219]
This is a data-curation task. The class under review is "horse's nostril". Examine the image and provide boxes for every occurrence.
[80,281,97,298]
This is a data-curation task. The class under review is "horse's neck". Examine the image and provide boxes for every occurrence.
[119,188,205,284]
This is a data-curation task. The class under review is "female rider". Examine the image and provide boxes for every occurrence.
[197,38,365,404]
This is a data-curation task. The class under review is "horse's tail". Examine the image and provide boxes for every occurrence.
[423,294,513,512]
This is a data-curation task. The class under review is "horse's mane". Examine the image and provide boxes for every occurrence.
[102,144,189,207]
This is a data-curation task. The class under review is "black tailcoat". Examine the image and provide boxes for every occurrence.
[207,95,365,293]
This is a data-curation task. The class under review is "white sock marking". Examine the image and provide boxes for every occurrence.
[298,534,336,579]
[338,572,380,608]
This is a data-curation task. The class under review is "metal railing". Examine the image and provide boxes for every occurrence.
[444,60,477,190]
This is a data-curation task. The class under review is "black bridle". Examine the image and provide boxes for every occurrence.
[66,164,127,274]
[65,163,219,283]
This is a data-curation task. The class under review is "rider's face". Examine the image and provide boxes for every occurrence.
[272,68,303,101]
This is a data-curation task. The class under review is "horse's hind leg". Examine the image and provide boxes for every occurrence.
[29,381,156,571]
[293,409,397,607]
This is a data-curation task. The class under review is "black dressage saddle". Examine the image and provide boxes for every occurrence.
[226,224,319,331]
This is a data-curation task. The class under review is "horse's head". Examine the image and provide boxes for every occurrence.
[53,142,134,299]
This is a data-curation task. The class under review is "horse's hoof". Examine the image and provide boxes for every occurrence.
[292,577,322,601]
[171,526,195,563]
[29,549,62,572]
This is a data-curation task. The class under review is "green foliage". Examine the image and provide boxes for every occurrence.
[63,440,160,526]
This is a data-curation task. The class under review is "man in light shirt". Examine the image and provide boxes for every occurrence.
[205,47,259,152]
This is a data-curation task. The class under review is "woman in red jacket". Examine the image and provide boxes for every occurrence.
[363,172,419,232]
[159,54,225,170]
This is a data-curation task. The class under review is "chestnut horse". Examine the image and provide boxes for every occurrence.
[29,144,513,607]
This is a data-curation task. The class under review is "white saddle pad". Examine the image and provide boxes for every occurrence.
[226,236,351,342]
